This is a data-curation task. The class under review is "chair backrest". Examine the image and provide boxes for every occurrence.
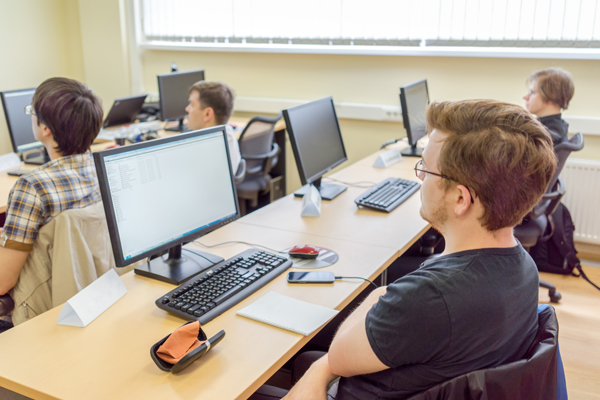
[527,132,584,220]
[9,201,133,325]
[406,305,563,400]
[238,113,282,175]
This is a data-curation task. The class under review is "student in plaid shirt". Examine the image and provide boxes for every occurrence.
[0,77,103,300]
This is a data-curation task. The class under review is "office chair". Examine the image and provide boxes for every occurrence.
[405,304,565,400]
[236,113,282,215]
[234,158,246,185]
[514,132,584,303]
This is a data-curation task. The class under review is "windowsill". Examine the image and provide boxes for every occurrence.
[140,40,600,60]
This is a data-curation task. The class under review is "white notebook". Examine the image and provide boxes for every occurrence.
[236,291,339,336]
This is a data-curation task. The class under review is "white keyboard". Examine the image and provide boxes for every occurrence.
[97,120,164,141]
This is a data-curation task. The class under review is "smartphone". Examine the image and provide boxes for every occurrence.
[7,169,27,177]
[287,271,335,284]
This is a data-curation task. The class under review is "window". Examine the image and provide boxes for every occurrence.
[139,0,600,56]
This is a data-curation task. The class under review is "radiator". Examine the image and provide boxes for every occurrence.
[560,158,600,245]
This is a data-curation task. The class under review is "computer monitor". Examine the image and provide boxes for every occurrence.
[103,94,148,128]
[93,126,240,284]
[0,88,50,165]
[283,97,348,200]
[399,79,429,157]
[157,69,205,132]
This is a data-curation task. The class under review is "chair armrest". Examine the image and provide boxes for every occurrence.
[242,143,280,161]
[234,158,246,184]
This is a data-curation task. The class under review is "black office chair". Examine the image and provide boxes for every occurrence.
[406,305,566,400]
[236,114,282,216]
[514,132,584,303]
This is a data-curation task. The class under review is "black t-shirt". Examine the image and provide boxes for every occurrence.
[335,245,539,400]
[539,114,569,146]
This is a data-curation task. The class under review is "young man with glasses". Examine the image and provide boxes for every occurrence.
[523,67,574,145]
[254,100,556,400]
[0,78,103,326]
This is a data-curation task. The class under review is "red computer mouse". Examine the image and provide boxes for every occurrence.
[289,245,320,259]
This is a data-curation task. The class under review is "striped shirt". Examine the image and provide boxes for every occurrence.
[1,153,101,252]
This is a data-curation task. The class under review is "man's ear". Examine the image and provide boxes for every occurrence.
[203,107,215,122]
[453,185,472,216]
[40,123,53,138]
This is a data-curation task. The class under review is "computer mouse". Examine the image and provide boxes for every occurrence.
[289,245,320,259]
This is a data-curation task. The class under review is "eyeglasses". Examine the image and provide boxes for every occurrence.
[526,88,538,96]
[414,159,475,204]
[24,105,36,116]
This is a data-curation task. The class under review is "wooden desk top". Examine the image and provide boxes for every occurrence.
[240,144,429,254]
[0,222,397,400]
[0,116,286,214]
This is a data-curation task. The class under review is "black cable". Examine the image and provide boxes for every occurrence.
[335,276,379,288]
[193,240,288,255]
[182,248,218,266]
[323,176,377,188]
[380,136,407,150]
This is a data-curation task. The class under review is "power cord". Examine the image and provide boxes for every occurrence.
[380,136,407,149]
[182,248,219,265]
[323,176,377,188]
[193,240,288,255]
[335,276,379,288]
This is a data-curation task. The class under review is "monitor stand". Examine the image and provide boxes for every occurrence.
[165,118,187,132]
[293,177,347,200]
[134,243,224,285]
[22,148,50,165]
[401,145,424,157]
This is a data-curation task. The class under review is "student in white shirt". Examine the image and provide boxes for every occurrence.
[186,80,241,173]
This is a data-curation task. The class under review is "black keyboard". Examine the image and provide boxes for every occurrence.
[355,177,421,213]
[156,249,292,324]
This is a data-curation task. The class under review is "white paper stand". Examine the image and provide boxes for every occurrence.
[0,153,21,172]
[57,269,127,327]
[301,185,321,217]
[373,148,402,168]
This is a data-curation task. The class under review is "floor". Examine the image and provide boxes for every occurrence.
[539,264,600,400]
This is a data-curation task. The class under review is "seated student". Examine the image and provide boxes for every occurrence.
[251,100,557,400]
[0,77,103,329]
[523,67,574,145]
[186,80,241,173]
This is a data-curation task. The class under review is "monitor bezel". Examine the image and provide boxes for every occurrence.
[157,69,205,121]
[399,79,430,147]
[93,125,239,268]
[0,88,44,154]
[283,96,348,186]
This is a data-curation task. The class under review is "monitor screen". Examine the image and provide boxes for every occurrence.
[0,88,43,153]
[157,69,205,121]
[94,127,238,269]
[283,97,347,186]
[400,79,429,153]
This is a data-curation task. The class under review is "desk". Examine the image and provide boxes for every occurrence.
[0,117,287,215]
[0,143,428,400]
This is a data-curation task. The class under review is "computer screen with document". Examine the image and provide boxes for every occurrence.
[94,126,239,284]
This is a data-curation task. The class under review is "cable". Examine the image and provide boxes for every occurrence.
[182,248,218,266]
[193,240,288,255]
[380,136,407,150]
[323,176,377,188]
[335,276,379,288]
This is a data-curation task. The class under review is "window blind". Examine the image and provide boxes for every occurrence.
[140,0,600,48]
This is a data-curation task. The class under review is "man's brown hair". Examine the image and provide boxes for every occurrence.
[427,99,557,231]
[189,81,235,125]
[527,67,574,110]
[32,77,103,156]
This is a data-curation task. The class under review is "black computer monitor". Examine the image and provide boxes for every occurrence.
[103,94,148,128]
[93,126,240,285]
[399,79,429,157]
[0,88,50,165]
[157,69,205,132]
[283,97,348,200]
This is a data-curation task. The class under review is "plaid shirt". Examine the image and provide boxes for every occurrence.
[1,153,101,251]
